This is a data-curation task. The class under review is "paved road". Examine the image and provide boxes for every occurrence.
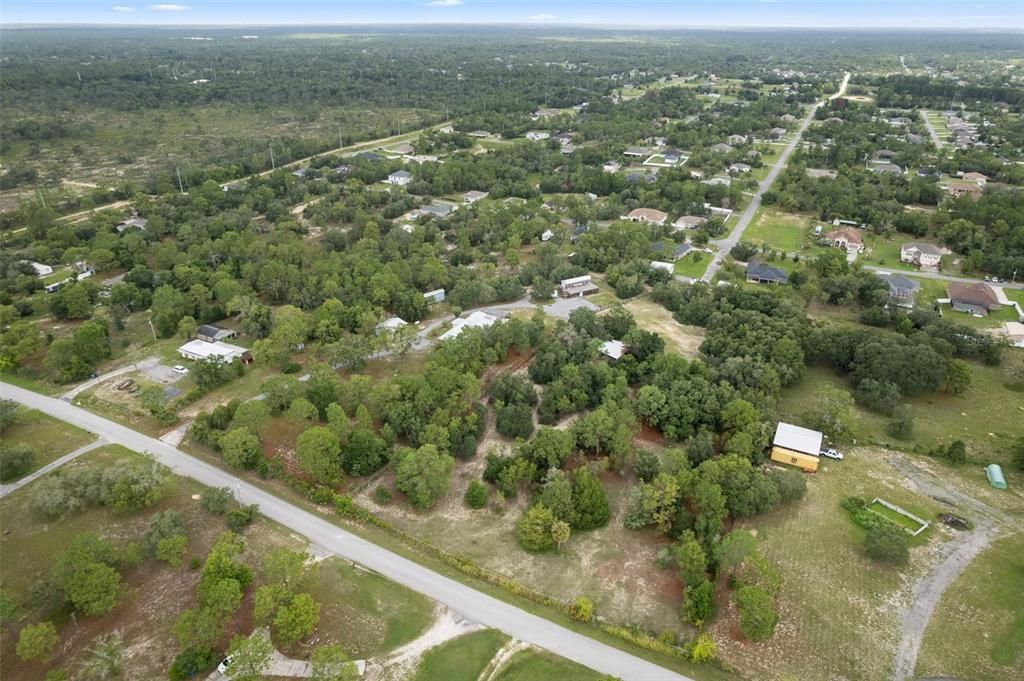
[920,110,943,149]
[701,73,850,282]
[0,439,106,499]
[861,264,1024,290]
[0,382,693,681]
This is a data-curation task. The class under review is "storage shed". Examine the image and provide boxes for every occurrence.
[986,464,1007,490]
[770,422,823,473]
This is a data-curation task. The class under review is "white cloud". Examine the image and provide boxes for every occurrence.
[428,0,463,6]
[147,3,190,10]
[529,14,559,21]
[111,5,135,11]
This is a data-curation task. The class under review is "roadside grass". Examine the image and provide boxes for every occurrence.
[412,629,510,681]
[0,407,95,479]
[311,558,434,659]
[718,447,942,681]
[674,252,711,279]
[74,386,168,438]
[1003,288,1024,307]
[492,649,606,681]
[778,358,1024,473]
[0,371,63,396]
[916,534,1024,680]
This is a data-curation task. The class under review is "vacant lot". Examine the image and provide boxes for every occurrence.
[743,208,815,252]
[493,648,606,681]
[625,297,705,359]
[674,251,712,279]
[916,534,1024,680]
[716,447,945,681]
[0,407,95,479]
[412,629,510,681]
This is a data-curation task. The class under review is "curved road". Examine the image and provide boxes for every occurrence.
[0,381,693,681]
[701,72,851,282]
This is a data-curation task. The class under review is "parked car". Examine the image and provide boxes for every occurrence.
[217,656,233,674]
[819,448,844,460]
[173,365,189,375]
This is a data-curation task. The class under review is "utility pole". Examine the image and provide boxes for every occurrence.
[175,165,185,194]
[147,317,157,341]
[269,143,276,170]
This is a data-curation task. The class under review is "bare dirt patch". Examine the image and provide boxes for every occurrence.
[624,298,705,359]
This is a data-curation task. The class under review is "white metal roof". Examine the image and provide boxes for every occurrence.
[772,422,823,455]
[599,340,626,360]
[178,339,247,361]
[439,310,501,341]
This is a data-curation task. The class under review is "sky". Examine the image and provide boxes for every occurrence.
[1,0,1022,29]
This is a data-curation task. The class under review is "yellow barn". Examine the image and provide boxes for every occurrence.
[770,422,824,473]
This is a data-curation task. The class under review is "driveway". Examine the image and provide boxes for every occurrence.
[0,382,693,681]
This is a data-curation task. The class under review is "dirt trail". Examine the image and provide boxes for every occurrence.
[887,453,1016,681]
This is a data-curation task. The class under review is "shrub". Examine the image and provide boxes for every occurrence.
[688,633,717,663]
[464,480,488,509]
[634,449,661,483]
[156,535,188,568]
[168,648,219,681]
[226,504,258,532]
[16,621,57,661]
[568,595,594,623]
[200,487,232,515]
[681,578,714,626]
[516,504,556,552]
[372,486,392,505]
[733,586,777,642]
[0,444,35,482]
[865,523,909,565]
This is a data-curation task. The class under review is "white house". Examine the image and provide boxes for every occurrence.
[375,317,408,335]
[900,242,944,269]
[387,170,412,186]
[559,275,599,298]
[650,261,675,273]
[439,310,504,341]
[599,340,627,361]
[541,229,555,242]
[525,131,551,141]
[178,339,249,363]
[728,163,752,174]
[423,288,446,304]
[621,208,668,225]
[463,190,489,204]
[602,161,622,173]
[28,262,53,277]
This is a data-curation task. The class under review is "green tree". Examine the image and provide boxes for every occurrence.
[517,503,557,552]
[286,397,320,424]
[568,595,594,622]
[177,315,198,340]
[156,535,188,568]
[865,523,909,565]
[16,621,58,661]
[464,480,488,509]
[0,443,35,482]
[173,608,222,651]
[295,426,342,485]
[804,384,855,441]
[682,578,714,626]
[733,586,778,642]
[571,468,610,530]
[231,400,270,436]
[539,468,577,525]
[717,530,757,576]
[887,404,915,440]
[310,644,358,681]
[65,562,121,616]
[219,428,262,469]
[273,593,320,647]
[673,531,708,587]
[395,444,454,510]
[225,632,274,681]
[943,358,972,395]
[151,286,189,337]
[551,519,571,550]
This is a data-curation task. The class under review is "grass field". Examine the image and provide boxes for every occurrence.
[742,208,815,252]
[493,649,605,681]
[717,447,943,681]
[412,630,510,681]
[674,251,712,279]
[624,297,705,359]
[916,534,1024,680]
[311,558,434,659]
[778,357,1024,474]
[0,407,95,479]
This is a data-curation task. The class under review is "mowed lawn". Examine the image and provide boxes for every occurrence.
[743,208,815,252]
[716,448,942,681]
[0,407,95,480]
[492,649,606,681]
[674,251,712,279]
[412,630,509,681]
[916,534,1024,680]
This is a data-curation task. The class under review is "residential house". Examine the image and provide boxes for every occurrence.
[196,324,238,343]
[963,171,988,187]
[291,167,310,179]
[709,143,734,154]
[525,131,551,141]
[946,181,982,199]
[662,148,684,164]
[570,224,590,243]
[414,203,454,218]
[994,321,1024,348]
[178,339,251,364]
[387,170,412,186]
[673,215,707,231]
[407,154,439,164]
[873,149,897,161]
[423,288,446,304]
[463,190,489,204]
[947,282,1001,316]
[553,132,574,146]
[900,242,944,269]
[559,275,599,298]
[650,241,692,261]
[745,262,789,285]
[333,164,353,175]
[728,162,752,174]
[906,133,924,145]
[398,224,415,234]
[770,422,823,472]
[27,262,53,277]
[702,177,731,187]
[705,205,733,219]
[115,216,148,234]
[916,167,936,177]
[869,163,903,175]
[623,146,649,157]
[356,151,384,161]
[439,310,506,341]
[598,340,627,361]
[622,208,668,225]
[602,160,622,173]
[780,114,796,124]
[768,127,787,140]
[625,172,657,185]
[375,317,408,335]
[541,229,555,242]
[877,273,920,307]
[825,227,865,253]
[439,125,455,134]
[470,130,491,138]
[727,134,747,145]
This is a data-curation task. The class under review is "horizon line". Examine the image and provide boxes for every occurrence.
[1,22,1022,32]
